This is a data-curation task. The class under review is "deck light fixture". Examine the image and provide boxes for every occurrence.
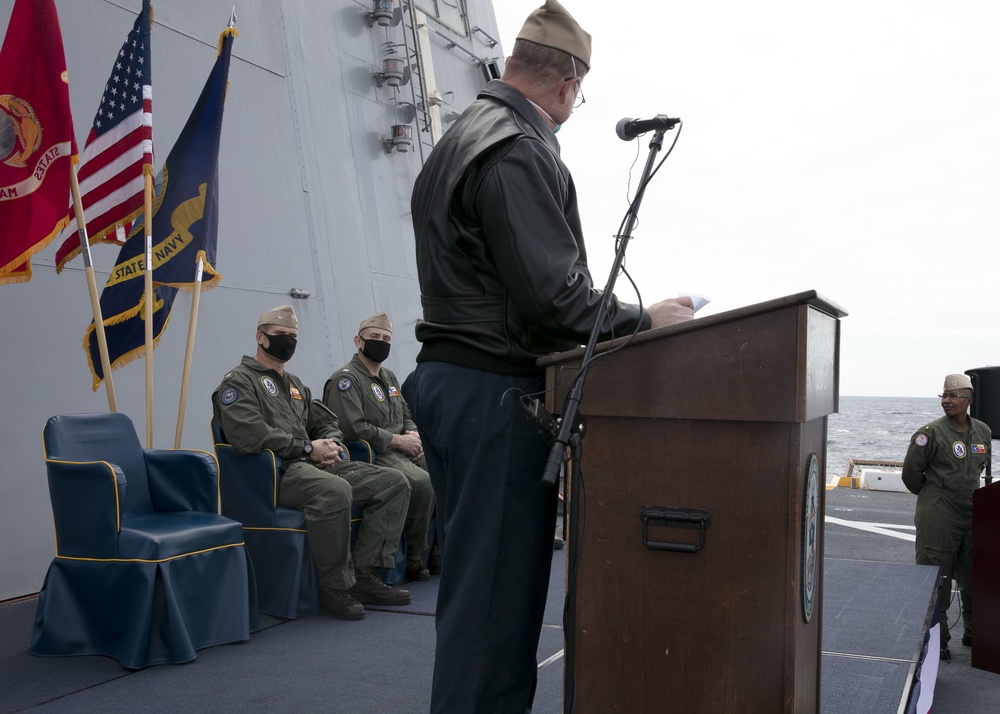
[375,56,406,87]
[368,0,394,27]
[383,123,412,153]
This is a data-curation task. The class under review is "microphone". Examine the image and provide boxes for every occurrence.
[616,115,681,141]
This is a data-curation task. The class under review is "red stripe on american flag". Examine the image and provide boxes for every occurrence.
[77,127,146,178]
[56,90,151,246]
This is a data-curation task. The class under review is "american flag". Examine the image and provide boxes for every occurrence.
[54,0,152,273]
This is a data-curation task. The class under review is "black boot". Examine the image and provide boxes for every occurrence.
[319,588,364,620]
[428,548,442,575]
[348,567,412,605]
[406,558,431,581]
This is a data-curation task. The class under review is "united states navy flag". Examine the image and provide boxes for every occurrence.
[84,284,177,390]
[84,27,236,388]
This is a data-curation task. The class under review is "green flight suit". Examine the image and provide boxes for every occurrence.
[902,414,991,646]
[323,354,435,557]
[213,356,410,590]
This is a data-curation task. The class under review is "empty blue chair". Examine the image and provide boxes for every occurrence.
[30,413,257,669]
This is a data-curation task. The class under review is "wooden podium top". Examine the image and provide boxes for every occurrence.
[539,290,848,424]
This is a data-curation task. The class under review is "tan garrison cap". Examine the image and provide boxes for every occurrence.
[943,373,973,391]
[517,0,592,69]
[258,305,298,329]
[359,311,392,334]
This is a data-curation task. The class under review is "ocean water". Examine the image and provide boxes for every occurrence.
[825,396,942,480]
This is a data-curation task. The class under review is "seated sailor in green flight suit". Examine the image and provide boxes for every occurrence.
[323,312,438,581]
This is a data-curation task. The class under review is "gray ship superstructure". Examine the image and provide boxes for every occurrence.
[0,0,502,601]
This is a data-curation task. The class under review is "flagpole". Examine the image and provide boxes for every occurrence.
[174,14,237,447]
[70,168,117,412]
[174,256,204,449]
[144,173,154,447]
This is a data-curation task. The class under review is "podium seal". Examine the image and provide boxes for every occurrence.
[801,453,819,623]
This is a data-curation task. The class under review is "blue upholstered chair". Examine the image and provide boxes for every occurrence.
[30,413,257,669]
[211,418,406,620]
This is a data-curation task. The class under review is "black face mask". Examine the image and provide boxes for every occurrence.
[361,338,391,364]
[261,332,297,362]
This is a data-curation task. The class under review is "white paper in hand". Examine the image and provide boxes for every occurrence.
[677,292,710,313]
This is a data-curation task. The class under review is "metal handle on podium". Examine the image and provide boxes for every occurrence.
[641,506,711,553]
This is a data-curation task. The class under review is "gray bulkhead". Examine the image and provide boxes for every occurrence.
[0,0,503,600]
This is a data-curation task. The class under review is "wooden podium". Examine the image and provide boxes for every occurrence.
[973,480,1000,675]
[541,291,846,714]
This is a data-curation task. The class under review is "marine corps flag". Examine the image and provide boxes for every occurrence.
[0,0,78,283]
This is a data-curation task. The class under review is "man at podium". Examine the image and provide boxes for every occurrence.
[903,373,992,661]
[403,2,693,711]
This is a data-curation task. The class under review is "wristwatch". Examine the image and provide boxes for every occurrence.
[302,440,313,459]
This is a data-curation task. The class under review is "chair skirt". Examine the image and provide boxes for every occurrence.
[243,527,320,619]
[29,545,258,669]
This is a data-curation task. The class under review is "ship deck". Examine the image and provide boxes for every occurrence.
[2,488,997,713]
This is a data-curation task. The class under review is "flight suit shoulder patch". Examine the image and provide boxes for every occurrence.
[220,387,238,406]
[914,433,929,447]
[337,376,353,391]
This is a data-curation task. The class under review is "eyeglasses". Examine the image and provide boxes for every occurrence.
[939,393,971,400]
[570,56,586,110]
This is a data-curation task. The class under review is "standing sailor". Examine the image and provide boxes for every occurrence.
[903,373,991,661]
[403,2,693,710]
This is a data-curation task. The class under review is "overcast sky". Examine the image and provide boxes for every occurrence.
[492,1,998,398]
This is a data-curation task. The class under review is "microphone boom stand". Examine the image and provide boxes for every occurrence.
[521,127,672,712]
[521,128,673,713]
[533,127,668,488]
